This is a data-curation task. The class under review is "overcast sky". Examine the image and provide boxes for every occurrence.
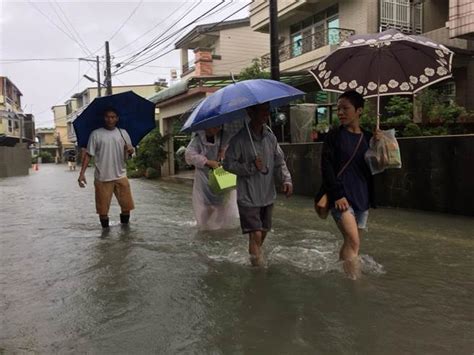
[1,0,251,127]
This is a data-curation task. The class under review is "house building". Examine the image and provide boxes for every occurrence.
[52,104,74,161]
[34,127,58,159]
[250,0,474,115]
[0,77,35,146]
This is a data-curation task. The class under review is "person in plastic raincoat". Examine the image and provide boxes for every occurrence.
[185,127,239,231]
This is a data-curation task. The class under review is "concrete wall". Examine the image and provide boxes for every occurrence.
[280,135,474,216]
[0,144,31,178]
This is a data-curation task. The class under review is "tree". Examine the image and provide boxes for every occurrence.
[238,58,270,81]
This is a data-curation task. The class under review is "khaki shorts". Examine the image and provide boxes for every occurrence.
[94,177,135,216]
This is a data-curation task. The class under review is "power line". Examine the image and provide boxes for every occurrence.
[113,1,190,55]
[121,0,237,67]
[0,57,80,62]
[108,0,144,43]
[113,1,230,75]
[50,0,92,54]
[27,0,88,53]
[115,1,253,77]
[115,1,206,73]
[27,0,95,72]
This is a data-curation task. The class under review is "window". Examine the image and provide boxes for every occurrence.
[8,119,13,133]
[436,81,456,103]
[289,5,339,58]
[380,0,423,34]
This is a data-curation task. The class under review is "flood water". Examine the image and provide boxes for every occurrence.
[1,165,473,354]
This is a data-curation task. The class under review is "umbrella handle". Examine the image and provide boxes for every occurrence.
[244,119,258,159]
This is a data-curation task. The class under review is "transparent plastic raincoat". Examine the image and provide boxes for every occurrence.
[185,131,238,230]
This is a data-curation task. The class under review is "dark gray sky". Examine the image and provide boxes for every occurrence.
[1,0,250,127]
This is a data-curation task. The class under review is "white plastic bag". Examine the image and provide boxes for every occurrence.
[364,129,402,175]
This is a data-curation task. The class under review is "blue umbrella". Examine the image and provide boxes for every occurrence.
[73,91,156,148]
[180,79,305,133]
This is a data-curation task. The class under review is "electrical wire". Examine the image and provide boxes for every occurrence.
[50,0,93,56]
[114,1,253,77]
[114,1,206,73]
[108,0,144,43]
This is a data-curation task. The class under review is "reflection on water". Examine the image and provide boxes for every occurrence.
[1,165,473,354]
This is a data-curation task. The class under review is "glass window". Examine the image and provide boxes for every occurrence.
[327,17,340,45]
[291,33,303,57]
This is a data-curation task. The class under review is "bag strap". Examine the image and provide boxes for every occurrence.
[336,132,364,178]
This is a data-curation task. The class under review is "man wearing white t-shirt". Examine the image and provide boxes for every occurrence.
[78,108,135,228]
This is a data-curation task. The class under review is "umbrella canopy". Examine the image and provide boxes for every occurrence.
[181,79,304,133]
[73,91,156,148]
[309,29,454,98]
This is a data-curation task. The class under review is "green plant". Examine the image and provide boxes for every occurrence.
[126,158,144,178]
[437,103,465,123]
[315,122,329,133]
[145,167,160,179]
[418,88,440,120]
[403,123,422,137]
[384,96,413,126]
[37,151,54,163]
[238,58,270,80]
[360,101,377,131]
[134,128,167,171]
[422,126,449,136]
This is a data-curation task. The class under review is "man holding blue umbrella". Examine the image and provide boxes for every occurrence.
[78,107,135,228]
[181,79,303,266]
[224,103,293,267]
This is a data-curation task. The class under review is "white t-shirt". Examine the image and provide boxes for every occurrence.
[87,127,132,182]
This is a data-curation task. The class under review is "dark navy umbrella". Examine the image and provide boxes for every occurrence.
[73,91,156,148]
[181,79,304,133]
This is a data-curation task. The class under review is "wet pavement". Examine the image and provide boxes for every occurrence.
[1,164,473,354]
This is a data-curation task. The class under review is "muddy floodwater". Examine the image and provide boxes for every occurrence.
[1,165,473,354]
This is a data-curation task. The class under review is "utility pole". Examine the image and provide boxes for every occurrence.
[79,57,102,96]
[269,0,280,81]
[96,56,102,97]
[105,41,113,95]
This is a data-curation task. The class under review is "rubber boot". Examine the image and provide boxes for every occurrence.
[120,214,130,224]
[100,218,109,229]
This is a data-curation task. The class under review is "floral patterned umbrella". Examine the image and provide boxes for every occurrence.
[309,29,454,128]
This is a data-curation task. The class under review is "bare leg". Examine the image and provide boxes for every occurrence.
[336,211,361,280]
[249,231,263,267]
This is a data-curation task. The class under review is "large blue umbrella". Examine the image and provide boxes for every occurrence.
[73,91,156,148]
[180,79,305,133]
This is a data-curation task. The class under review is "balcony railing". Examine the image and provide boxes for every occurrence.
[261,27,355,68]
